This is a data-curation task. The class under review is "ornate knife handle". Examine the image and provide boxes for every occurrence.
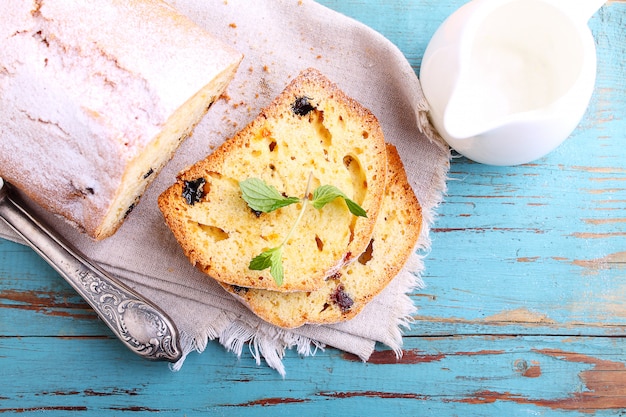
[0,179,182,363]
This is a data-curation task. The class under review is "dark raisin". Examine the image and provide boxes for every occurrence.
[124,203,136,219]
[330,284,354,313]
[291,96,315,116]
[143,168,154,179]
[182,177,206,205]
[232,285,248,294]
[251,208,262,218]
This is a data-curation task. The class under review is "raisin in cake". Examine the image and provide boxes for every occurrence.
[0,0,242,239]
[220,145,422,328]
[158,68,387,292]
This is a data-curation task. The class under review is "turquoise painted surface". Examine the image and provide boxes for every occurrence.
[1,1,625,415]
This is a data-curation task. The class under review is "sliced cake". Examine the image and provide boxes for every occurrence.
[220,144,422,327]
[158,68,388,292]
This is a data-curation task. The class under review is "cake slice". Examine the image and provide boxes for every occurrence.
[220,144,422,328]
[0,0,242,239]
[158,68,387,292]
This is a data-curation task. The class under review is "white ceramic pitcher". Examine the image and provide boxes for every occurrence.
[419,0,605,166]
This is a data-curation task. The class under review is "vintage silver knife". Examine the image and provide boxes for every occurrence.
[0,177,182,363]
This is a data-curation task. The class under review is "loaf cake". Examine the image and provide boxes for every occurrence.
[0,0,242,239]
[220,145,422,328]
[158,68,388,292]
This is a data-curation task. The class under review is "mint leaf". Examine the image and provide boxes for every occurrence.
[344,198,368,218]
[244,177,366,287]
[249,246,284,286]
[311,185,367,217]
[311,184,345,209]
[239,178,299,213]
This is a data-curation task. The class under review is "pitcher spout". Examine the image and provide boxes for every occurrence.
[442,83,497,140]
[440,0,597,141]
[442,42,556,141]
[420,0,600,165]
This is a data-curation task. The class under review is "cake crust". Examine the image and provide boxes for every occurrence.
[159,68,388,292]
[0,0,242,239]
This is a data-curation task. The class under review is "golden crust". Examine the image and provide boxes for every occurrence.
[159,68,388,292]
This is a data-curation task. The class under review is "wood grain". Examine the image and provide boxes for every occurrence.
[0,1,625,415]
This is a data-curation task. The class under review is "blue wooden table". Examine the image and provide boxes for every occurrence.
[1,1,625,415]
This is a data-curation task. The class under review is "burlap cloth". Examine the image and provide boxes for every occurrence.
[0,0,449,375]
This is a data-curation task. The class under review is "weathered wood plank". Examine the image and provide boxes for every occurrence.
[1,335,624,415]
[0,239,103,337]
[0,1,624,415]
[318,0,626,338]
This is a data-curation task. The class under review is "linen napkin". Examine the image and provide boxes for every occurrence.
[0,0,449,375]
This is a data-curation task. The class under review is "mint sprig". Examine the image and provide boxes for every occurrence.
[239,178,300,213]
[240,175,367,286]
[249,246,284,286]
[312,185,367,218]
